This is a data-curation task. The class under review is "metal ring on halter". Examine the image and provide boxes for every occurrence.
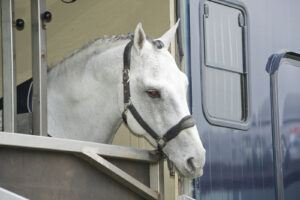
[157,138,166,149]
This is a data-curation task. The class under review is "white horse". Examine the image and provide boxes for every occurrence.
[47,21,206,178]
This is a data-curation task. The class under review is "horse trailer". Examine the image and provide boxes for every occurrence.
[188,0,300,200]
[1,0,300,200]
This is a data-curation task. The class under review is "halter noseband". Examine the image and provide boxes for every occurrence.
[122,39,195,149]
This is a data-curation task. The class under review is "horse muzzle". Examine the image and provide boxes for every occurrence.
[183,155,205,178]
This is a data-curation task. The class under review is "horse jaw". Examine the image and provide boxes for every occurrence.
[125,107,206,178]
[125,105,206,178]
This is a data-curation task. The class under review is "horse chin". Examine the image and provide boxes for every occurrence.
[174,162,204,179]
[182,168,204,179]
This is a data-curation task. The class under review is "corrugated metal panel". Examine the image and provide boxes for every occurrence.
[204,1,243,73]
[205,67,242,121]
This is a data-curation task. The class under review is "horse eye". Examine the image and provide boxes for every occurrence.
[146,89,161,98]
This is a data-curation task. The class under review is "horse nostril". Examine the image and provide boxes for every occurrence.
[186,157,196,172]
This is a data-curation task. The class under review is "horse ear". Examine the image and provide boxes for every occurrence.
[133,23,146,55]
[157,19,180,50]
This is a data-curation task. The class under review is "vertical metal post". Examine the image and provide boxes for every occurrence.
[31,0,47,136]
[1,0,17,132]
[270,72,284,200]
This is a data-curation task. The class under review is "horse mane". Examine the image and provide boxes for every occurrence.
[48,32,162,81]
[49,32,164,69]
[48,33,134,79]
[52,33,134,67]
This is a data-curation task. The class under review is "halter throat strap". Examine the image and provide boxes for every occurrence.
[122,40,195,148]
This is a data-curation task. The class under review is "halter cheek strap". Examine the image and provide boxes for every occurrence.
[122,40,195,149]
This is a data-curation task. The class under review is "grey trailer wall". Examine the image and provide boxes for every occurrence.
[189,0,300,199]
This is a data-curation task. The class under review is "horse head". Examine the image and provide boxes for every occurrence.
[119,21,206,178]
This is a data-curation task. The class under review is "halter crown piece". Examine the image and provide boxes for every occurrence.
[122,39,196,150]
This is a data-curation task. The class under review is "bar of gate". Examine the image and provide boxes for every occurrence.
[31,0,48,136]
[1,0,17,132]
[1,0,47,136]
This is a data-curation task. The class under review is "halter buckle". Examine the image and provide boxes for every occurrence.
[123,69,130,84]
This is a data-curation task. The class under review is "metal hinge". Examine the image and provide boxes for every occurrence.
[238,13,245,27]
[204,3,209,18]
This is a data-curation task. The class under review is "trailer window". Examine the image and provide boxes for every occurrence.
[202,0,250,129]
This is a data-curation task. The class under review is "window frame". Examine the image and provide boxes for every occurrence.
[199,0,251,130]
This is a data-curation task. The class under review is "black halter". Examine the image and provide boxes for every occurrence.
[122,40,195,149]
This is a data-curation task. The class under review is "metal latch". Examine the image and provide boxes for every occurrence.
[204,3,209,18]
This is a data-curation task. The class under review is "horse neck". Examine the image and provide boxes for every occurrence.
[47,40,128,143]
